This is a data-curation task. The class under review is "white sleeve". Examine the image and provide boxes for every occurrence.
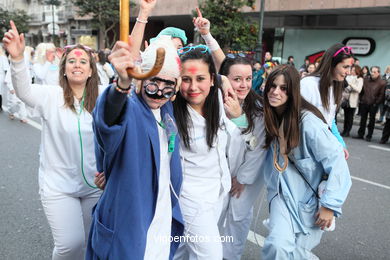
[11,59,52,117]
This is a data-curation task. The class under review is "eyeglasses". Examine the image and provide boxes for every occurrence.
[333,46,352,57]
[226,53,246,59]
[178,45,209,55]
[144,78,176,98]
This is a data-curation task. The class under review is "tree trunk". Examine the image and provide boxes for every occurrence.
[99,25,106,49]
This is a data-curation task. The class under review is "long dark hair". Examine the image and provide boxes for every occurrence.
[59,44,99,113]
[219,56,263,134]
[174,48,220,149]
[312,43,354,110]
[263,65,325,154]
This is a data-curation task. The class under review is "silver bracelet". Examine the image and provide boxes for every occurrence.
[136,17,148,24]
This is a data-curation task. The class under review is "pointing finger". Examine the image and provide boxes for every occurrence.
[196,7,202,18]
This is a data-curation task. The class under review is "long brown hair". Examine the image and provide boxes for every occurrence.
[263,65,325,154]
[59,44,99,113]
[312,43,354,110]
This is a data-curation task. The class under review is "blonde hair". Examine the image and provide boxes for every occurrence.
[24,46,34,62]
[385,65,390,74]
[33,43,57,65]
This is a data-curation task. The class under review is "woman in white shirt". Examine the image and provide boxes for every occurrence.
[218,55,266,260]
[173,47,242,259]
[300,43,354,159]
[3,21,101,260]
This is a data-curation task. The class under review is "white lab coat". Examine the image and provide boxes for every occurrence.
[4,69,27,120]
[11,58,102,197]
[33,61,59,86]
[220,113,267,260]
[174,90,243,260]
[300,76,336,127]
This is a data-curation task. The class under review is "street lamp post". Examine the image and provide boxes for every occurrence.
[45,0,60,43]
[255,0,265,62]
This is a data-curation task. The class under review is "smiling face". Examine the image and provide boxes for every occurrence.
[267,74,288,115]
[332,57,353,82]
[65,48,92,86]
[227,64,252,103]
[180,59,213,113]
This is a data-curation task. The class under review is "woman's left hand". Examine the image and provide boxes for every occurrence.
[315,206,334,230]
[230,176,245,198]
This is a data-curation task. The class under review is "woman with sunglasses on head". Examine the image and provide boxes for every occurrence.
[217,55,267,260]
[261,65,351,259]
[300,43,354,159]
[3,21,102,260]
[173,47,243,260]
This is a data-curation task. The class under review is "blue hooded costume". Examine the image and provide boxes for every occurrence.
[86,87,184,259]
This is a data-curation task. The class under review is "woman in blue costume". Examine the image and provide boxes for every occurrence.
[86,1,184,257]
[261,65,352,259]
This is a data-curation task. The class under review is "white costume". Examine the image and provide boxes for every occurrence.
[11,58,101,260]
[4,69,27,121]
[0,54,10,110]
[33,61,59,85]
[220,113,267,260]
[96,62,115,87]
[143,109,173,260]
[174,91,243,260]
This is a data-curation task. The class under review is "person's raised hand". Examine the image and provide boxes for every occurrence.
[139,0,157,20]
[108,36,137,88]
[193,7,211,35]
[224,86,242,119]
[2,20,25,61]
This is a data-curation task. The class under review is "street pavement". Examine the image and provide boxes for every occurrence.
[0,111,389,259]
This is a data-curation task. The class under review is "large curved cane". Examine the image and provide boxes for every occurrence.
[120,0,165,79]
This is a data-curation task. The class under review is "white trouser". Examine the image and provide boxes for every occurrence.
[220,204,252,260]
[7,93,27,120]
[174,194,225,260]
[41,190,101,260]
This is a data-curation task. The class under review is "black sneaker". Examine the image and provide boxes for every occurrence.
[353,135,364,139]
[365,137,372,142]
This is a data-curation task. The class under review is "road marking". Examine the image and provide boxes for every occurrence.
[247,230,265,247]
[368,145,390,152]
[26,119,42,131]
[351,176,390,190]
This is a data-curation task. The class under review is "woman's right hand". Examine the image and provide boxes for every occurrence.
[193,7,211,35]
[108,37,137,88]
[94,172,106,190]
[2,20,25,61]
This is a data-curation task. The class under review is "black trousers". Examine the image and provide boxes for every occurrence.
[357,103,378,138]
[381,118,390,143]
[342,107,356,135]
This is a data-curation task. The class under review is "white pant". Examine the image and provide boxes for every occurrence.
[41,190,101,260]
[174,194,225,260]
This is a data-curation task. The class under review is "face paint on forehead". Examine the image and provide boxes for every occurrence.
[74,50,83,57]
[187,66,198,74]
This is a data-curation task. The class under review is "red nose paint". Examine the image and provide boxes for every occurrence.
[187,66,198,74]
[74,50,83,57]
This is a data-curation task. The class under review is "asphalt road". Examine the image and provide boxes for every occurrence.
[0,111,389,259]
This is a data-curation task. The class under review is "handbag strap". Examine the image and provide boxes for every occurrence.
[288,156,320,199]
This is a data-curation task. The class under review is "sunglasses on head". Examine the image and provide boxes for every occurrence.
[177,45,209,56]
[333,46,352,57]
[226,53,247,59]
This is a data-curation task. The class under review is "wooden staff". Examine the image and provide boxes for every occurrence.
[120,0,165,79]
